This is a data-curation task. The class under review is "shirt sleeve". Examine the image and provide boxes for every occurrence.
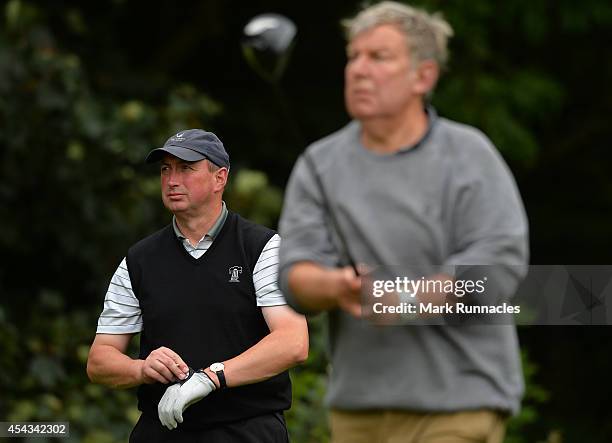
[278,155,341,270]
[253,234,287,307]
[96,257,143,334]
[442,132,529,302]
[277,154,341,313]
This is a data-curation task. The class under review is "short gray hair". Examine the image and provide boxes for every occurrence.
[342,1,454,68]
[206,159,221,173]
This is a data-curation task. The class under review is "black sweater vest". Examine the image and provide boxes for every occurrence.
[126,211,292,429]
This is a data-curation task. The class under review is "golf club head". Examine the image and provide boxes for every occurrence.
[242,13,297,83]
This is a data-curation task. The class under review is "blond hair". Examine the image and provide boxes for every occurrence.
[342,1,453,68]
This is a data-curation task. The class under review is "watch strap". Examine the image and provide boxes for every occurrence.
[211,364,227,389]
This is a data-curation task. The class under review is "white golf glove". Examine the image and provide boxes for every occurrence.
[158,369,216,430]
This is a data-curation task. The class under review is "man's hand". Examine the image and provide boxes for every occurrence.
[287,262,364,316]
[141,347,190,384]
[157,372,216,430]
[336,266,363,317]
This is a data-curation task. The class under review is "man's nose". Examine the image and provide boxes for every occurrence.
[166,169,181,186]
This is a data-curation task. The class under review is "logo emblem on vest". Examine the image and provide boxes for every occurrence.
[229,266,242,283]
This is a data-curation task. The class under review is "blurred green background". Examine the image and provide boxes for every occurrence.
[1,0,611,441]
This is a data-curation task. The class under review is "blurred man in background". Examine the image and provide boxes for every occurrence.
[279,2,528,442]
[88,129,307,442]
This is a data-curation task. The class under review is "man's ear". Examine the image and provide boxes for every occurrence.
[413,60,440,96]
[214,167,229,191]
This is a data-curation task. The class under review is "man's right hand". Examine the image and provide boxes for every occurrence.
[140,347,190,384]
[287,262,364,316]
[335,266,363,317]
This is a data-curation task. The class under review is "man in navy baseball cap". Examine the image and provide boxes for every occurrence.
[88,127,308,441]
[145,129,230,168]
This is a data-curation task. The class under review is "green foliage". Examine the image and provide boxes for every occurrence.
[225,169,284,228]
[505,350,551,443]
[286,316,331,442]
[0,292,139,442]
[435,70,564,168]
[2,0,612,442]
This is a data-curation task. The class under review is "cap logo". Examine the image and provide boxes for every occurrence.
[170,131,186,142]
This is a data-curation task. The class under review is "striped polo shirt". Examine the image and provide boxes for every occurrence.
[96,202,285,334]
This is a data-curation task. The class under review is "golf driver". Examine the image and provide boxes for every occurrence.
[242,13,360,276]
[242,13,304,147]
[242,13,297,84]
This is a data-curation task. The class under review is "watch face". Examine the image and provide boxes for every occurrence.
[210,362,225,372]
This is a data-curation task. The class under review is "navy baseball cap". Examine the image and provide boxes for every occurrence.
[145,129,230,168]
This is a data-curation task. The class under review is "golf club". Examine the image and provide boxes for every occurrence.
[302,152,360,275]
[242,13,297,84]
[242,13,304,147]
[242,13,359,276]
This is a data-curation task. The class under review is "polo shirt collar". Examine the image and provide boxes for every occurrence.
[172,201,228,241]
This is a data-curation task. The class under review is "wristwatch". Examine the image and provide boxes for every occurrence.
[209,362,227,389]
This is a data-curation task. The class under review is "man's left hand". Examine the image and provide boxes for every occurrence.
[158,372,216,429]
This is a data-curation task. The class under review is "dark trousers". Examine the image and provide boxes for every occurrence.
[129,412,289,443]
